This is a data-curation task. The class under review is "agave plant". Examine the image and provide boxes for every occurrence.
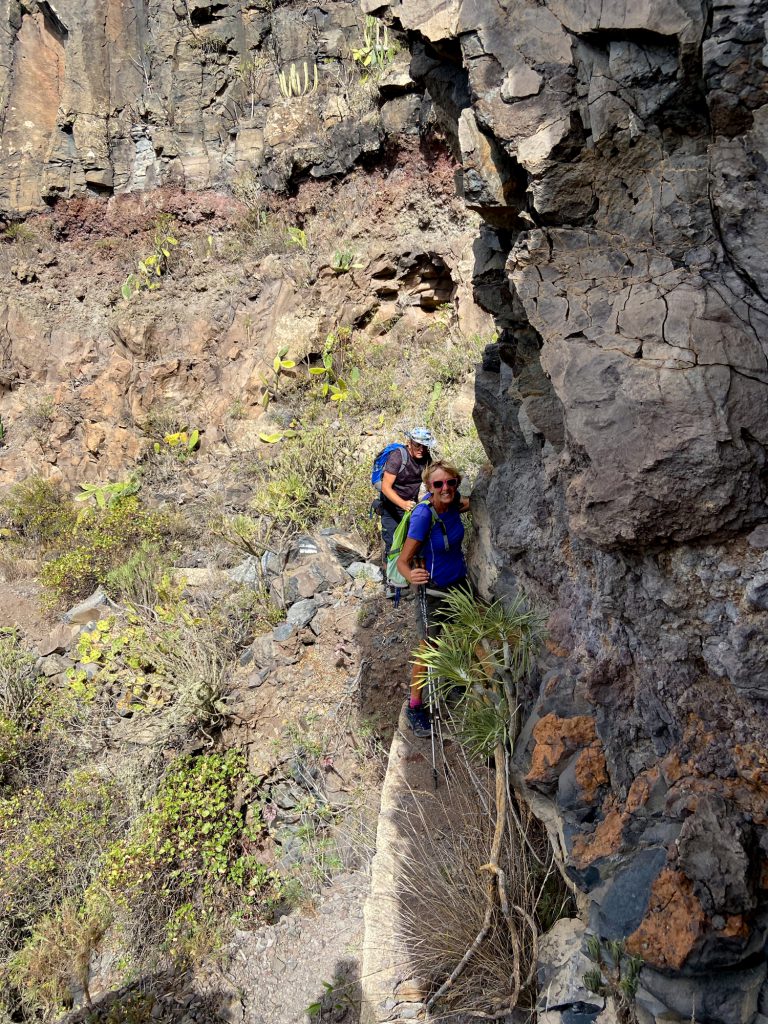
[352,16,396,70]
[330,249,363,273]
[278,61,318,98]
[75,476,141,508]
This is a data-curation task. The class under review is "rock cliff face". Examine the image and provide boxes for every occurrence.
[372,0,768,1017]
[0,0,400,213]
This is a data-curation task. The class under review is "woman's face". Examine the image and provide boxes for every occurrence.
[428,469,458,509]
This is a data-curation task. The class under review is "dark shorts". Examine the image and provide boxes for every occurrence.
[379,504,404,561]
[415,579,469,641]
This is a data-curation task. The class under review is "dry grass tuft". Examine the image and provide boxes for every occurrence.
[397,760,574,1017]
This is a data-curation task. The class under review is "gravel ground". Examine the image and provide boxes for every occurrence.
[219,871,368,1024]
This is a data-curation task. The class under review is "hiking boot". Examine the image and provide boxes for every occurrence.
[405,704,432,738]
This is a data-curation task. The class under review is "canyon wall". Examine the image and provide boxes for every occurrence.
[0,0,392,212]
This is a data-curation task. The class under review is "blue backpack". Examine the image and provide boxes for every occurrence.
[371,443,407,492]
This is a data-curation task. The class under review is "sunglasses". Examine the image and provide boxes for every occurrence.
[432,478,458,489]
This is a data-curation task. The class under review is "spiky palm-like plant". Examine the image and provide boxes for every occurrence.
[415,587,544,753]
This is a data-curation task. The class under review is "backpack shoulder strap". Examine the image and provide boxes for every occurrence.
[412,498,449,551]
[428,503,450,550]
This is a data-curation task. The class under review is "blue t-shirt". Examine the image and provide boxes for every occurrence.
[407,497,466,587]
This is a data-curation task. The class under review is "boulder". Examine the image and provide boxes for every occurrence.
[64,588,114,625]
[346,561,383,584]
[228,557,262,587]
[640,961,766,1024]
[536,918,599,1016]
[321,529,371,568]
[286,599,318,629]
[38,623,76,656]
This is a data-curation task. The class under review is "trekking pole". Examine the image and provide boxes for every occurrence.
[416,560,440,791]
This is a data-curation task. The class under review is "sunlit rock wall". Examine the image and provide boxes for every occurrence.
[0,0,387,214]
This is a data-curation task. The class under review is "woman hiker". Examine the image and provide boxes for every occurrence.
[379,426,435,563]
[395,459,471,737]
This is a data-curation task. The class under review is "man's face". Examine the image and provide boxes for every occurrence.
[408,439,427,460]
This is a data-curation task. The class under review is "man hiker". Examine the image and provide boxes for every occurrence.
[378,427,435,563]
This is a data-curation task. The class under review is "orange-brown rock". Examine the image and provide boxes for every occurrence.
[626,869,706,970]
[660,751,685,786]
[718,915,749,940]
[544,638,570,658]
[573,742,609,803]
[526,713,598,787]
[626,767,660,813]
[571,806,625,869]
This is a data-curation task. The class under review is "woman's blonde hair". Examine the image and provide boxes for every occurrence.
[422,460,462,488]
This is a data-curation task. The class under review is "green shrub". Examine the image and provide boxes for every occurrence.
[188,32,227,55]
[206,584,284,649]
[7,897,110,1020]
[121,215,179,301]
[0,748,278,1016]
[40,496,171,604]
[141,402,189,442]
[250,424,377,544]
[1,476,75,545]
[287,226,308,250]
[0,767,123,1021]
[103,541,172,606]
[210,512,275,559]
[100,751,281,950]
[425,331,489,388]
[148,619,232,731]
[0,630,41,728]
[3,222,36,244]
[224,209,291,261]
[0,715,24,781]
[24,393,56,443]
[0,769,122,953]
[348,363,404,417]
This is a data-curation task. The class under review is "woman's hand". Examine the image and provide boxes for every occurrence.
[397,536,426,585]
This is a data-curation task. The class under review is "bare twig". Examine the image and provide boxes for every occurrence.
[426,902,495,1010]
